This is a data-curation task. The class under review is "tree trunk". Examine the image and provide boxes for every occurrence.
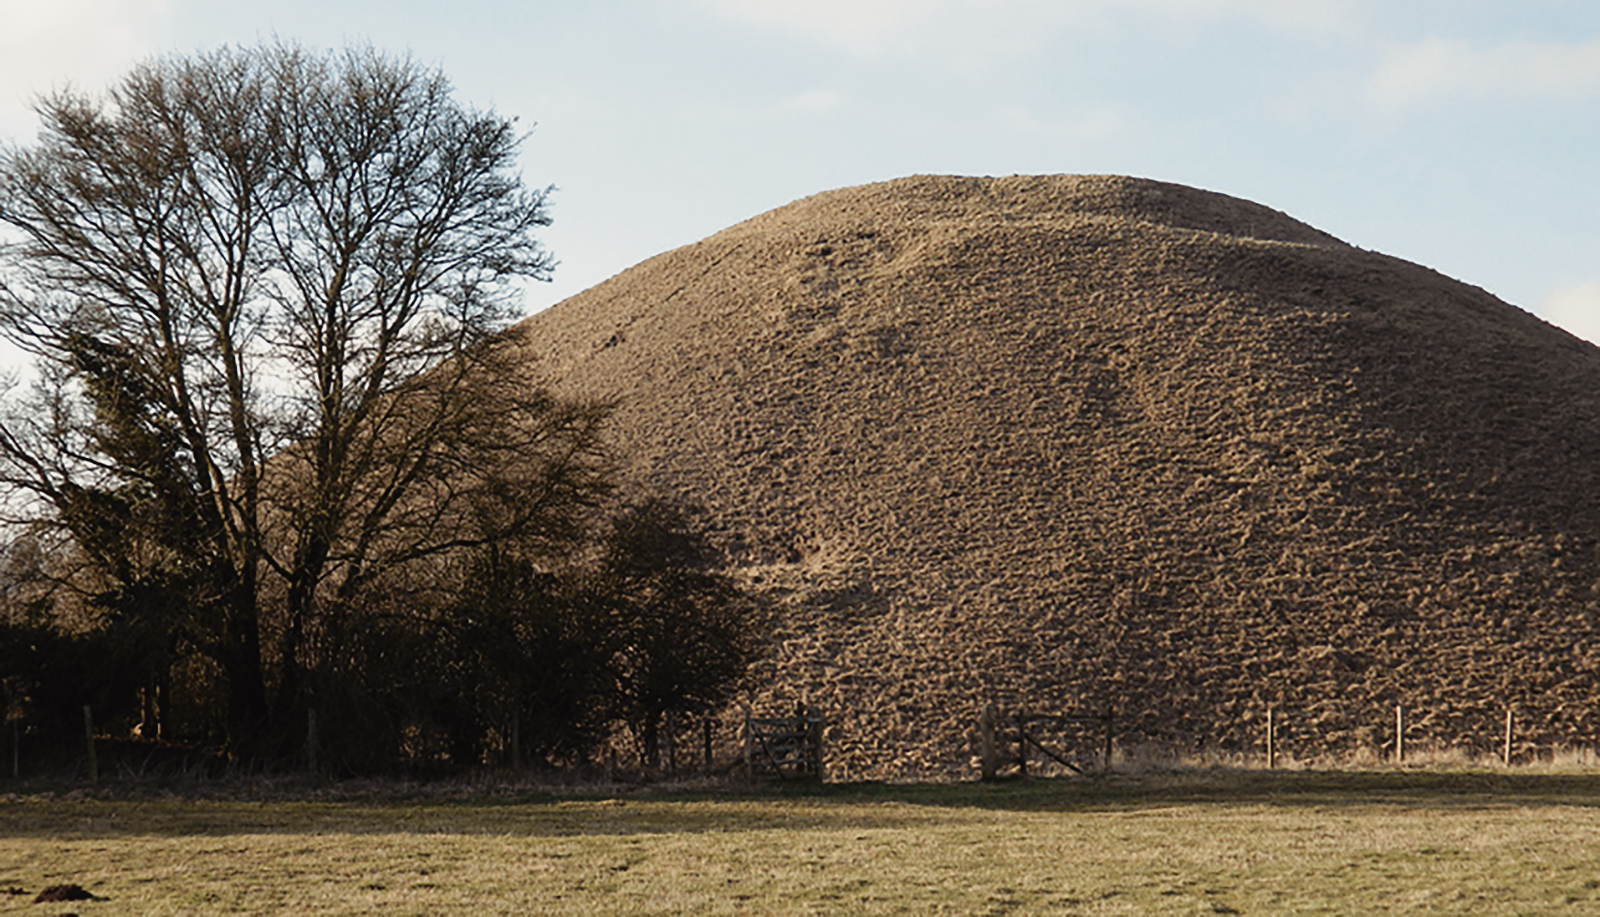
[220,583,271,756]
[640,716,660,771]
[276,533,333,727]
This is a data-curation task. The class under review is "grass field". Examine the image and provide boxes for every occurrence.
[3,769,1600,914]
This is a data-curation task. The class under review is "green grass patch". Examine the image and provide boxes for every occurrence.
[3,770,1600,913]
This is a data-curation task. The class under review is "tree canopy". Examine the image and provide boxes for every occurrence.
[0,43,613,760]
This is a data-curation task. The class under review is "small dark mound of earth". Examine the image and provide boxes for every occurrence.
[34,884,98,903]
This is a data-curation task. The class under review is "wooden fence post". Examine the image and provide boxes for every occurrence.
[1266,707,1276,770]
[306,708,318,776]
[807,711,824,780]
[82,706,97,785]
[1503,707,1513,767]
[979,704,998,782]
[742,712,752,782]
[1102,706,1114,771]
[1394,705,1404,765]
[703,717,714,775]
[1016,709,1028,778]
[665,710,677,775]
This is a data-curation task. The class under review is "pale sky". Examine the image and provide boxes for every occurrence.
[2,0,1599,349]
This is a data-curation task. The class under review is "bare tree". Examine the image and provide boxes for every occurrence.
[0,43,608,755]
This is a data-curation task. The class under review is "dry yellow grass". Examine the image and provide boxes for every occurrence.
[3,770,1599,913]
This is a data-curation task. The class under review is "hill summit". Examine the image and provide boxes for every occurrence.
[510,175,1600,778]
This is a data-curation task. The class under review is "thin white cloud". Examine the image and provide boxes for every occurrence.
[1000,100,1136,141]
[781,88,846,114]
[1137,0,1357,32]
[1370,36,1600,110]
[1541,282,1600,347]
[0,0,170,142]
[702,0,1362,60]
[1000,105,1049,135]
[701,0,957,56]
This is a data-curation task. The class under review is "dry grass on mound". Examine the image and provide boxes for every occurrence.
[508,174,1600,780]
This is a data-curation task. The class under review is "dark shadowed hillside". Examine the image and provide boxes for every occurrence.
[508,175,1600,779]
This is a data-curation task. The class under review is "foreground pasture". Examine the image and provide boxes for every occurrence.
[3,770,1599,914]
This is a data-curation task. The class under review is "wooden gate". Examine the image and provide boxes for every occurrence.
[979,704,1114,780]
[744,704,824,781]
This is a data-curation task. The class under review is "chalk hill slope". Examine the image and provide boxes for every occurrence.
[509,175,1600,778]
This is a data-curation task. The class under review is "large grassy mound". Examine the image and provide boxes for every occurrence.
[509,175,1600,779]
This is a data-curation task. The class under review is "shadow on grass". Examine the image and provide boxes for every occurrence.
[799,768,1600,812]
[3,769,1599,840]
